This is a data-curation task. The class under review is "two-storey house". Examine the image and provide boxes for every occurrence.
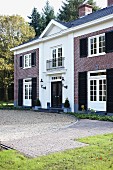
[11,0,113,113]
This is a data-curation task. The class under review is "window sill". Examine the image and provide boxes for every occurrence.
[88,52,106,58]
[23,66,32,69]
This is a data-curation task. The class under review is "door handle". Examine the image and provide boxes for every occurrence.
[55,96,59,98]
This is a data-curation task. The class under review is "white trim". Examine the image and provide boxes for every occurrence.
[23,53,31,69]
[88,33,105,57]
[39,19,67,38]
[23,78,32,106]
[11,13,113,51]
[88,70,106,111]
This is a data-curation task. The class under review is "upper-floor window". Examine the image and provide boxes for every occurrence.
[52,47,63,67]
[24,54,31,68]
[20,51,36,69]
[88,34,105,57]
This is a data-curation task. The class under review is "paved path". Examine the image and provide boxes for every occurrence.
[0,110,113,157]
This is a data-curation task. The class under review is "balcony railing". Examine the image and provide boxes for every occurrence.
[46,57,65,70]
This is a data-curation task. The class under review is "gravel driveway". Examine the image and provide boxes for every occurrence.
[0,110,113,157]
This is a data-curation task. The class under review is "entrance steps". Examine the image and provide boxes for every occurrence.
[35,108,63,113]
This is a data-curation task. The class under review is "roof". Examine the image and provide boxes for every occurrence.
[17,36,39,47]
[12,5,113,51]
[57,5,113,28]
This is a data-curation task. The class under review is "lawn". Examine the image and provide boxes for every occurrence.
[0,133,113,170]
[0,101,14,108]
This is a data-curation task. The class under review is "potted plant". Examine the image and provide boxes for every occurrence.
[34,98,41,110]
[64,98,71,113]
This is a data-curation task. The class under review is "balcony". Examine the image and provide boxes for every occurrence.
[46,57,65,70]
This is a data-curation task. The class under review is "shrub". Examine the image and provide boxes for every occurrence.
[64,98,70,108]
[35,98,41,106]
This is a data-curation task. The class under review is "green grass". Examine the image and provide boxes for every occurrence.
[0,101,14,108]
[0,134,113,170]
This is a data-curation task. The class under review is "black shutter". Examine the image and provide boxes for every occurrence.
[78,72,87,110]
[32,77,37,106]
[105,31,113,53]
[18,79,23,106]
[107,69,113,113]
[80,38,88,58]
[20,56,23,68]
[31,52,36,66]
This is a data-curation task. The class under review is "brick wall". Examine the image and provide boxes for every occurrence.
[14,48,39,106]
[74,26,113,107]
[108,0,113,6]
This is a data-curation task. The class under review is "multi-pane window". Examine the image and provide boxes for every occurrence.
[24,54,31,68]
[25,85,28,99]
[89,34,105,56]
[58,48,62,66]
[52,49,56,67]
[29,84,32,99]
[24,83,32,100]
[52,47,63,68]
[90,38,97,55]
[99,80,106,101]
[99,35,105,53]
[90,80,97,101]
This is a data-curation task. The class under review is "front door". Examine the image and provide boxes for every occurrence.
[51,82,62,108]
[23,79,32,106]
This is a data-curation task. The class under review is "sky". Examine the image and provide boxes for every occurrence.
[0,0,107,21]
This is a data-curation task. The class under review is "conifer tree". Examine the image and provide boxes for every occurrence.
[28,7,41,36]
[57,0,100,22]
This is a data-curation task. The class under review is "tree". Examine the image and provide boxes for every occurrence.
[42,0,55,27]
[0,15,35,101]
[57,0,100,22]
[28,1,55,36]
[28,7,41,36]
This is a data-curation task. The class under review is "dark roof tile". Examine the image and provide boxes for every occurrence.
[58,5,113,28]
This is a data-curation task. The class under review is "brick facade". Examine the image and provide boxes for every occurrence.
[108,0,113,6]
[14,48,39,106]
[74,26,113,109]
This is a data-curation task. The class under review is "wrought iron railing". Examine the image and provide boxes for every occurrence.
[46,57,65,70]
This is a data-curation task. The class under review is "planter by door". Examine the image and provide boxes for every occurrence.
[51,82,62,108]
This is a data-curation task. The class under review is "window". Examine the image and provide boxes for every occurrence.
[58,48,62,66]
[88,34,105,57]
[52,47,63,68]
[24,54,31,68]
[99,79,106,101]
[52,49,56,67]
[90,80,97,101]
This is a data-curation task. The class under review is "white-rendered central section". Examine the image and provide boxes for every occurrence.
[39,33,74,112]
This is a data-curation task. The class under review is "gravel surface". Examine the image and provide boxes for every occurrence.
[0,110,113,157]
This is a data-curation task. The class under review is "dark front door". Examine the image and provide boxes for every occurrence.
[51,82,62,108]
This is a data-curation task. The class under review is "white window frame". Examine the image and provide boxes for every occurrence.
[88,33,105,57]
[88,70,106,111]
[51,46,63,60]
[24,53,31,69]
[51,46,63,68]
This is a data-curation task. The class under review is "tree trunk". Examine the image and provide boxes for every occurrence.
[4,85,8,102]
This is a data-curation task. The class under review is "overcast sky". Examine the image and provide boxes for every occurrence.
[0,0,107,21]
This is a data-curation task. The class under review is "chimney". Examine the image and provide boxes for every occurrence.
[108,0,113,6]
[79,4,92,17]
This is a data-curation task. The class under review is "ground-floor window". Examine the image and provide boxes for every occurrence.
[88,70,106,111]
[23,79,32,106]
